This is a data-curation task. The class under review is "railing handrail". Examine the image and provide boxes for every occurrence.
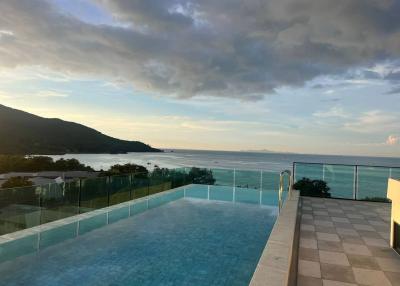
[278,170,293,212]
[0,171,149,192]
[293,161,400,169]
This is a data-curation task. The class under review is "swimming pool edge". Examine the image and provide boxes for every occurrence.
[249,190,300,286]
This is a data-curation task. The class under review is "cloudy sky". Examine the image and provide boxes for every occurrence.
[0,0,400,156]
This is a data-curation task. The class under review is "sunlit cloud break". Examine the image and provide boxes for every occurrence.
[386,135,399,146]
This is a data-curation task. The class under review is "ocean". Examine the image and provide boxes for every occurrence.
[49,149,400,171]
[50,150,400,200]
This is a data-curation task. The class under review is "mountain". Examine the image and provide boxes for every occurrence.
[0,104,161,154]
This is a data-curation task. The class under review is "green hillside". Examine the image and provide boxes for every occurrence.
[0,104,161,154]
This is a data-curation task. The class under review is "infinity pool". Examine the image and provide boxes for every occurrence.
[0,187,278,286]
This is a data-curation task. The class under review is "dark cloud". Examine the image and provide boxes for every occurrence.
[0,0,400,99]
[386,86,400,94]
[385,71,400,81]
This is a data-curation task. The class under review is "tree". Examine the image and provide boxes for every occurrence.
[187,168,216,185]
[1,177,34,189]
[293,177,331,198]
[100,163,148,177]
[0,155,94,173]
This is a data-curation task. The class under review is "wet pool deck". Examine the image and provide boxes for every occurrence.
[297,197,400,286]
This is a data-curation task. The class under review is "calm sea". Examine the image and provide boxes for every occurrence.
[50,149,400,172]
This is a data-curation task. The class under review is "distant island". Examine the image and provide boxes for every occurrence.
[0,104,161,154]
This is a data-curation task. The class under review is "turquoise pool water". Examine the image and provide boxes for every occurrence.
[0,186,279,286]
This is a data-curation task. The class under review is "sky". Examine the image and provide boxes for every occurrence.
[0,0,399,157]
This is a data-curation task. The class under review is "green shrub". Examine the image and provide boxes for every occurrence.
[294,177,331,198]
[2,176,33,189]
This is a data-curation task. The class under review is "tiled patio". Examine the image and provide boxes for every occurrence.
[297,197,400,286]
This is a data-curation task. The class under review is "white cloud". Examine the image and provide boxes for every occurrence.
[313,107,349,119]
[344,110,399,133]
[35,91,69,98]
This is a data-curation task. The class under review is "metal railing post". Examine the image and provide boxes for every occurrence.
[107,176,111,206]
[278,170,293,213]
[78,179,82,214]
[233,168,236,202]
[354,166,358,200]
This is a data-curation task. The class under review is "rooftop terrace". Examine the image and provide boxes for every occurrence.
[0,163,399,285]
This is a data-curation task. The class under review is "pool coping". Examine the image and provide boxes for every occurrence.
[249,190,300,286]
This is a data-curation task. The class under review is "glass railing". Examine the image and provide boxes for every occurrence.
[0,167,283,235]
[293,162,400,201]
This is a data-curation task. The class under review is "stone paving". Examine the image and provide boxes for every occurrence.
[297,196,400,286]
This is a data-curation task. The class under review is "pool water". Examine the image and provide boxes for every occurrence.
[0,197,277,286]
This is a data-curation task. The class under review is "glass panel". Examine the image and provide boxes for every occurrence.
[211,168,234,186]
[261,171,280,191]
[294,163,323,182]
[148,177,166,195]
[235,188,260,204]
[108,175,131,205]
[184,184,208,199]
[108,206,129,224]
[0,186,41,235]
[0,234,38,263]
[79,177,109,212]
[209,185,233,202]
[78,213,107,235]
[148,191,178,209]
[39,222,77,249]
[357,166,391,201]
[261,190,279,206]
[170,168,189,188]
[323,165,355,199]
[235,170,261,190]
[132,177,149,199]
[40,181,80,224]
[130,200,148,215]
[390,167,400,179]
[186,167,215,185]
[149,168,173,195]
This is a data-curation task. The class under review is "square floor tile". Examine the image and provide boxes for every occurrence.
[320,263,355,284]
[331,217,350,223]
[367,246,400,259]
[317,240,344,252]
[315,226,337,234]
[346,254,380,270]
[301,238,318,249]
[299,259,321,278]
[322,280,357,286]
[376,257,400,273]
[342,243,371,256]
[363,237,388,247]
[336,228,359,237]
[384,271,400,286]
[346,214,363,219]
[314,221,334,227]
[301,224,316,232]
[319,251,350,266]
[352,267,392,286]
[299,247,320,262]
[298,275,323,286]
[317,232,340,242]
[301,230,316,239]
[353,224,375,231]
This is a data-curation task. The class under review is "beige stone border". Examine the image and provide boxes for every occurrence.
[249,190,300,286]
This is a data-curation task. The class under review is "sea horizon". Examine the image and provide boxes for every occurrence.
[48,149,400,172]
